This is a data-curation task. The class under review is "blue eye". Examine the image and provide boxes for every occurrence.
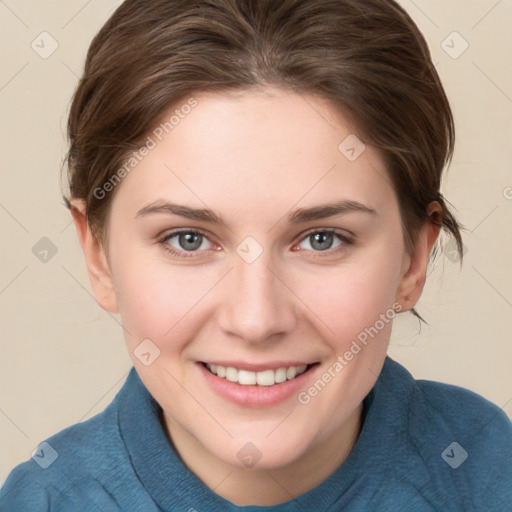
[159,228,353,258]
[161,229,214,256]
[296,230,353,253]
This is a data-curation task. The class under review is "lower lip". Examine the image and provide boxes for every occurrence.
[197,362,320,408]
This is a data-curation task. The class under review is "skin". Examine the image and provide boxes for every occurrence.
[71,86,441,506]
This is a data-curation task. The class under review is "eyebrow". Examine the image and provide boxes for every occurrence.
[288,200,377,223]
[135,200,377,225]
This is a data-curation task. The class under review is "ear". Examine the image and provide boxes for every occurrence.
[395,201,442,312]
[69,199,119,313]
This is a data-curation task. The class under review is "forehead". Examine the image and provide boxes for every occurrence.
[110,87,396,222]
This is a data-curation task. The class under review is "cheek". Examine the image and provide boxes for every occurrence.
[293,252,400,346]
[110,249,209,348]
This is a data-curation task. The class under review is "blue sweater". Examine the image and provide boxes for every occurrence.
[1,356,511,511]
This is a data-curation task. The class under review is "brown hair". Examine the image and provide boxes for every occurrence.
[64,0,464,320]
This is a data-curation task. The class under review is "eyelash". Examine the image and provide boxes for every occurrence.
[159,228,354,259]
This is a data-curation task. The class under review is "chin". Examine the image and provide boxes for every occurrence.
[211,432,312,471]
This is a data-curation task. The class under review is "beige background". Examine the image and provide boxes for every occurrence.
[1,0,511,483]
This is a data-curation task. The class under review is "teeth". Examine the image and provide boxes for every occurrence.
[205,363,308,386]
[286,367,297,380]
[225,367,238,382]
[256,369,275,386]
[275,367,287,383]
[238,369,257,385]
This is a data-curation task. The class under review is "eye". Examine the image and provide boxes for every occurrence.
[295,229,353,254]
[160,229,215,257]
[159,228,353,259]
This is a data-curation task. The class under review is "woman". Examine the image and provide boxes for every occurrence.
[1,0,510,510]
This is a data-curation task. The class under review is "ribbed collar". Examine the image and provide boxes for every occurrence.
[117,356,415,511]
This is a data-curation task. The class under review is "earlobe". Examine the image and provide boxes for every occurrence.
[69,200,119,314]
[395,202,442,312]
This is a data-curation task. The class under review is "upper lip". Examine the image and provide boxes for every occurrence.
[200,361,317,372]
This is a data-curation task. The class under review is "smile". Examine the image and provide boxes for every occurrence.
[202,362,313,386]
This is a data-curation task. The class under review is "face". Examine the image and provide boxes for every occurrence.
[81,86,426,470]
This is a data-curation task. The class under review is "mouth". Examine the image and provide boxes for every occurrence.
[200,362,319,386]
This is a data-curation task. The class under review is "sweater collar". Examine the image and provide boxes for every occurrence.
[117,356,414,511]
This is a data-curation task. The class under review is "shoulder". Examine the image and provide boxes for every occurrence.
[412,376,512,443]
[0,471,50,512]
[381,357,511,443]
[0,383,135,511]
[406,373,512,509]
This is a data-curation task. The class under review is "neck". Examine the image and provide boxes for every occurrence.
[163,402,364,506]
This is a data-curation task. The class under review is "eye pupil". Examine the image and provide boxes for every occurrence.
[179,232,202,251]
[311,232,333,251]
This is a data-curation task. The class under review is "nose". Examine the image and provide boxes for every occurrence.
[216,250,297,346]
